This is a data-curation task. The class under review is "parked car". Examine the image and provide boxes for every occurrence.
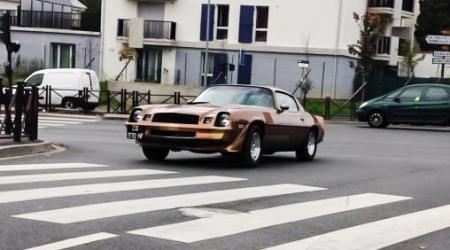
[357,84,450,128]
[126,85,325,167]
[24,69,100,110]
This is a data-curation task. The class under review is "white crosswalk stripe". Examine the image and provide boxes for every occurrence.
[25,232,118,250]
[261,205,450,250]
[128,193,411,243]
[1,162,449,249]
[0,176,246,203]
[13,184,326,224]
[0,169,175,185]
[1,113,99,129]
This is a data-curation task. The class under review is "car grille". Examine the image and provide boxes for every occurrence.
[152,113,199,124]
[151,130,196,138]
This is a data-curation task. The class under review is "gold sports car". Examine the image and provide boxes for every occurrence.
[126,85,325,167]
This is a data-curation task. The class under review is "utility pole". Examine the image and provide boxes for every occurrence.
[202,0,211,87]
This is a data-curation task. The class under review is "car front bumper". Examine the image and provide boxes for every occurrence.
[125,122,247,153]
[356,109,369,122]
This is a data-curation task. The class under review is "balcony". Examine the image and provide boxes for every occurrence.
[367,0,395,15]
[10,10,100,32]
[118,19,176,46]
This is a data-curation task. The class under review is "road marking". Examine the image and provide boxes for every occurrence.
[39,117,98,122]
[13,184,326,224]
[0,169,176,185]
[25,232,117,250]
[39,120,82,125]
[34,123,65,127]
[261,204,450,250]
[0,163,106,172]
[0,176,246,203]
[128,193,410,243]
[40,113,99,120]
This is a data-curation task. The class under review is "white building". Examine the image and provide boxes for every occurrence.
[100,0,435,98]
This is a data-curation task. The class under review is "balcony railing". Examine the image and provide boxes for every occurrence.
[368,0,394,8]
[10,10,100,32]
[117,19,176,40]
[402,0,414,12]
[376,36,391,55]
[144,20,176,40]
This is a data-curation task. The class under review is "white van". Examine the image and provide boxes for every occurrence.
[24,69,100,110]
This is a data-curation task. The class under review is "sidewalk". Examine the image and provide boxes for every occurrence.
[0,139,57,159]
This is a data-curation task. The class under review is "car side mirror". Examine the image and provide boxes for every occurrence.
[394,97,401,103]
[279,104,290,112]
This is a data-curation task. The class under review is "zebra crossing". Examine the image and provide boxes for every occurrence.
[1,162,450,249]
[0,113,99,129]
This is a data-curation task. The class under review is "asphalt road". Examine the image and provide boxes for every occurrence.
[1,115,450,250]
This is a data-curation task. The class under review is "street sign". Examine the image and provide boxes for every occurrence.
[433,51,450,57]
[426,35,450,45]
[432,57,450,65]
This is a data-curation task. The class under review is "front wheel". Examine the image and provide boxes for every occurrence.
[142,147,169,162]
[62,99,77,109]
[368,111,388,128]
[296,130,317,161]
[238,126,263,167]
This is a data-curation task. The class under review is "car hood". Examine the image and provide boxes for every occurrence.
[142,104,261,116]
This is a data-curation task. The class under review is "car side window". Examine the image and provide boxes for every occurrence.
[384,89,402,100]
[25,74,44,87]
[275,92,299,112]
[423,87,449,102]
[398,87,424,102]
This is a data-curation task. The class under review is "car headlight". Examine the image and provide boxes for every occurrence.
[215,113,231,127]
[130,109,143,122]
[359,101,369,109]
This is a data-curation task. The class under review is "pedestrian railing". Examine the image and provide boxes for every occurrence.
[304,97,360,121]
[0,82,39,142]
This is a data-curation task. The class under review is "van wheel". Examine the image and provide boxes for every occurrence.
[62,99,77,109]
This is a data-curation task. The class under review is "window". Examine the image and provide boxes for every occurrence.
[276,92,299,112]
[51,44,75,68]
[25,74,44,87]
[201,52,215,85]
[216,5,229,40]
[376,37,391,55]
[399,87,424,102]
[136,49,162,83]
[193,86,274,108]
[384,89,402,100]
[255,6,269,42]
[424,87,449,102]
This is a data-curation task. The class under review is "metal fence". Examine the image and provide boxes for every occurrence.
[304,97,359,121]
[0,83,39,142]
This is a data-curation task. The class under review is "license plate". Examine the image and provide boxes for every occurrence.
[127,133,143,140]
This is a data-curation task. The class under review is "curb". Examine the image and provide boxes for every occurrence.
[325,120,363,125]
[0,140,56,159]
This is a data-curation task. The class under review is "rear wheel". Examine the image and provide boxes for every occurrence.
[142,147,169,162]
[62,99,77,109]
[238,126,263,167]
[296,130,317,161]
[368,111,388,128]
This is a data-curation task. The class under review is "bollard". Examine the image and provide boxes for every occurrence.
[13,84,24,142]
[324,97,331,120]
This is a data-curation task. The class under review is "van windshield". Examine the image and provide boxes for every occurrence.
[25,74,44,87]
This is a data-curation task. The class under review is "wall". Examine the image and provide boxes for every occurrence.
[0,0,19,10]
[138,2,165,20]
[0,28,100,76]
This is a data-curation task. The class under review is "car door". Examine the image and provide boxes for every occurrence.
[416,86,450,125]
[271,92,306,150]
[387,86,425,124]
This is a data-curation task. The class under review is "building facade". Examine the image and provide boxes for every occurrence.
[100,0,438,98]
[0,0,101,77]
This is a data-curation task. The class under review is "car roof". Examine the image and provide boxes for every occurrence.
[209,84,292,95]
[31,68,96,75]
[405,83,450,89]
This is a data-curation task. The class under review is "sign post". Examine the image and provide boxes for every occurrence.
[427,34,450,79]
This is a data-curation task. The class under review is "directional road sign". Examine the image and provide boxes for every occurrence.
[432,57,450,65]
[433,51,450,57]
[426,35,450,45]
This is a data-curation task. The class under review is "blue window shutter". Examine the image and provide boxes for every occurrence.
[213,53,228,85]
[238,54,253,85]
[239,5,254,43]
[200,4,215,41]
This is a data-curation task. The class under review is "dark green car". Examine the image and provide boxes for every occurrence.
[357,84,450,128]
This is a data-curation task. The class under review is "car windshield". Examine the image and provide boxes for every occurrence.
[193,86,274,108]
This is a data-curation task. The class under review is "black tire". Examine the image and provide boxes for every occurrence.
[238,126,263,167]
[368,110,388,128]
[62,99,77,109]
[142,147,169,161]
[296,130,317,162]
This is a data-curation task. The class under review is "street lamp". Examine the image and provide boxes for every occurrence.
[202,0,211,87]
